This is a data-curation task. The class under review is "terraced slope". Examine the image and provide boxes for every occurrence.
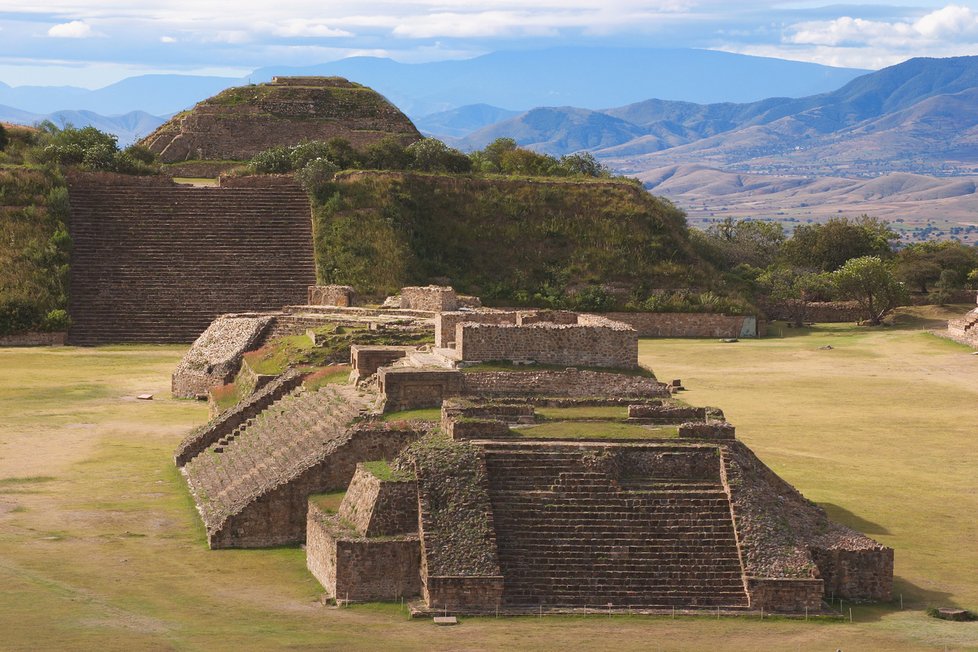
[67,178,314,344]
[182,383,418,548]
[482,442,749,608]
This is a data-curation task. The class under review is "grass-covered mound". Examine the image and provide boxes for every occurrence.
[0,160,70,335]
[313,170,712,306]
[141,77,421,164]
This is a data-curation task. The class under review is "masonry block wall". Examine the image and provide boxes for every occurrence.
[67,173,315,344]
[400,286,458,312]
[455,315,637,368]
[462,369,669,399]
[306,501,421,602]
[599,312,760,338]
[947,298,978,349]
[308,285,355,307]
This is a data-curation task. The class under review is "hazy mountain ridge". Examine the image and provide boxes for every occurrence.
[444,56,978,179]
[0,106,166,145]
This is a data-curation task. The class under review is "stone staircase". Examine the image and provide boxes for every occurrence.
[481,443,748,608]
[183,383,372,533]
[67,182,315,344]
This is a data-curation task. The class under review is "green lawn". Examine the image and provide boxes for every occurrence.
[1,314,977,650]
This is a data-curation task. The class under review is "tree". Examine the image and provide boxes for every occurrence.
[756,264,836,326]
[833,256,908,325]
[895,241,978,293]
[705,218,785,270]
[406,138,472,173]
[361,136,412,170]
[0,123,8,152]
[559,152,607,177]
[782,216,897,272]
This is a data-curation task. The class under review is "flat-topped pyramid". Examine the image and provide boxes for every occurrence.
[141,76,421,163]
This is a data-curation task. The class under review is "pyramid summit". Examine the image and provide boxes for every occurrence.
[141,76,421,164]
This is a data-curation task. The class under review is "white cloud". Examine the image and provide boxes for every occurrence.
[786,4,978,48]
[160,35,177,43]
[47,20,95,38]
[267,21,353,38]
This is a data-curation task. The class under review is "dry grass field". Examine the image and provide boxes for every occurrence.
[1,308,976,650]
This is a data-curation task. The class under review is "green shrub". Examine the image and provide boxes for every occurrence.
[41,309,70,332]
[0,298,43,335]
[296,158,339,200]
[249,146,293,173]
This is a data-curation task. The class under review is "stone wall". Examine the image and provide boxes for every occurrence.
[67,173,315,344]
[339,464,419,537]
[947,300,978,349]
[598,312,761,338]
[308,285,355,307]
[461,369,669,400]
[435,311,517,348]
[627,404,708,422]
[746,578,824,612]
[811,545,894,601]
[678,421,737,440]
[400,286,458,312]
[174,369,304,467]
[455,315,637,368]
[378,368,465,412]
[0,332,65,347]
[424,576,505,611]
[208,424,422,548]
[445,418,514,441]
[171,314,274,399]
[306,501,421,602]
[350,345,415,379]
[758,299,863,324]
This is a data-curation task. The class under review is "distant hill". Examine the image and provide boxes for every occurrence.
[0,105,165,146]
[638,163,978,229]
[0,48,866,119]
[442,56,978,179]
[413,104,520,139]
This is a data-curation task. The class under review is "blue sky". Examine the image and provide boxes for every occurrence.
[1,1,977,87]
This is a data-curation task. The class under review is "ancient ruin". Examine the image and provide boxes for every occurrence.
[142,76,421,165]
[175,285,893,615]
[947,295,978,348]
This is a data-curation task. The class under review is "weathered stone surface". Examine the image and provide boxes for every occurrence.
[746,578,823,612]
[598,312,761,338]
[339,464,419,537]
[67,173,314,344]
[455,315,638,369]
[306,501,421,602]
[678,421,736,440]
[947,297,978,349]
[400,286,458,312]
[182,384,424,548]
[308,285,356,307]
[0,332,65,346]
[462,369,669,400]
[721,440,893,602]
[142,77,421,163]
[175,368,305,466]
[378,367,465,412]
[351,345,416,380]
[171,314,274,398]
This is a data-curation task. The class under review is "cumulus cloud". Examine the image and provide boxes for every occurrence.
[786,5,978,49]
[160,35,177,43]
[47,20,96,38]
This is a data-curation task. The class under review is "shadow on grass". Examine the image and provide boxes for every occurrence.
[818,502,891,536]
[838,577,961,623]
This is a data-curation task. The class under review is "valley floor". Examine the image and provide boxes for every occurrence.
[1,309,976,650]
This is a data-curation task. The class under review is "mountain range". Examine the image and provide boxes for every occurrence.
[446,56,978,179]
[0,47,865,145]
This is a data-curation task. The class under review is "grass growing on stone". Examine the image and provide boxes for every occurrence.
[2,306,978,650]
[514,422,678,440]
[380,408,441,422]
[535,406,629,420]
[362,460,414,482]
[309,491,346,514]
[302,365,352,391]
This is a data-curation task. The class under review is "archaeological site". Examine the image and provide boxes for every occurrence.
[173,284,893,615]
